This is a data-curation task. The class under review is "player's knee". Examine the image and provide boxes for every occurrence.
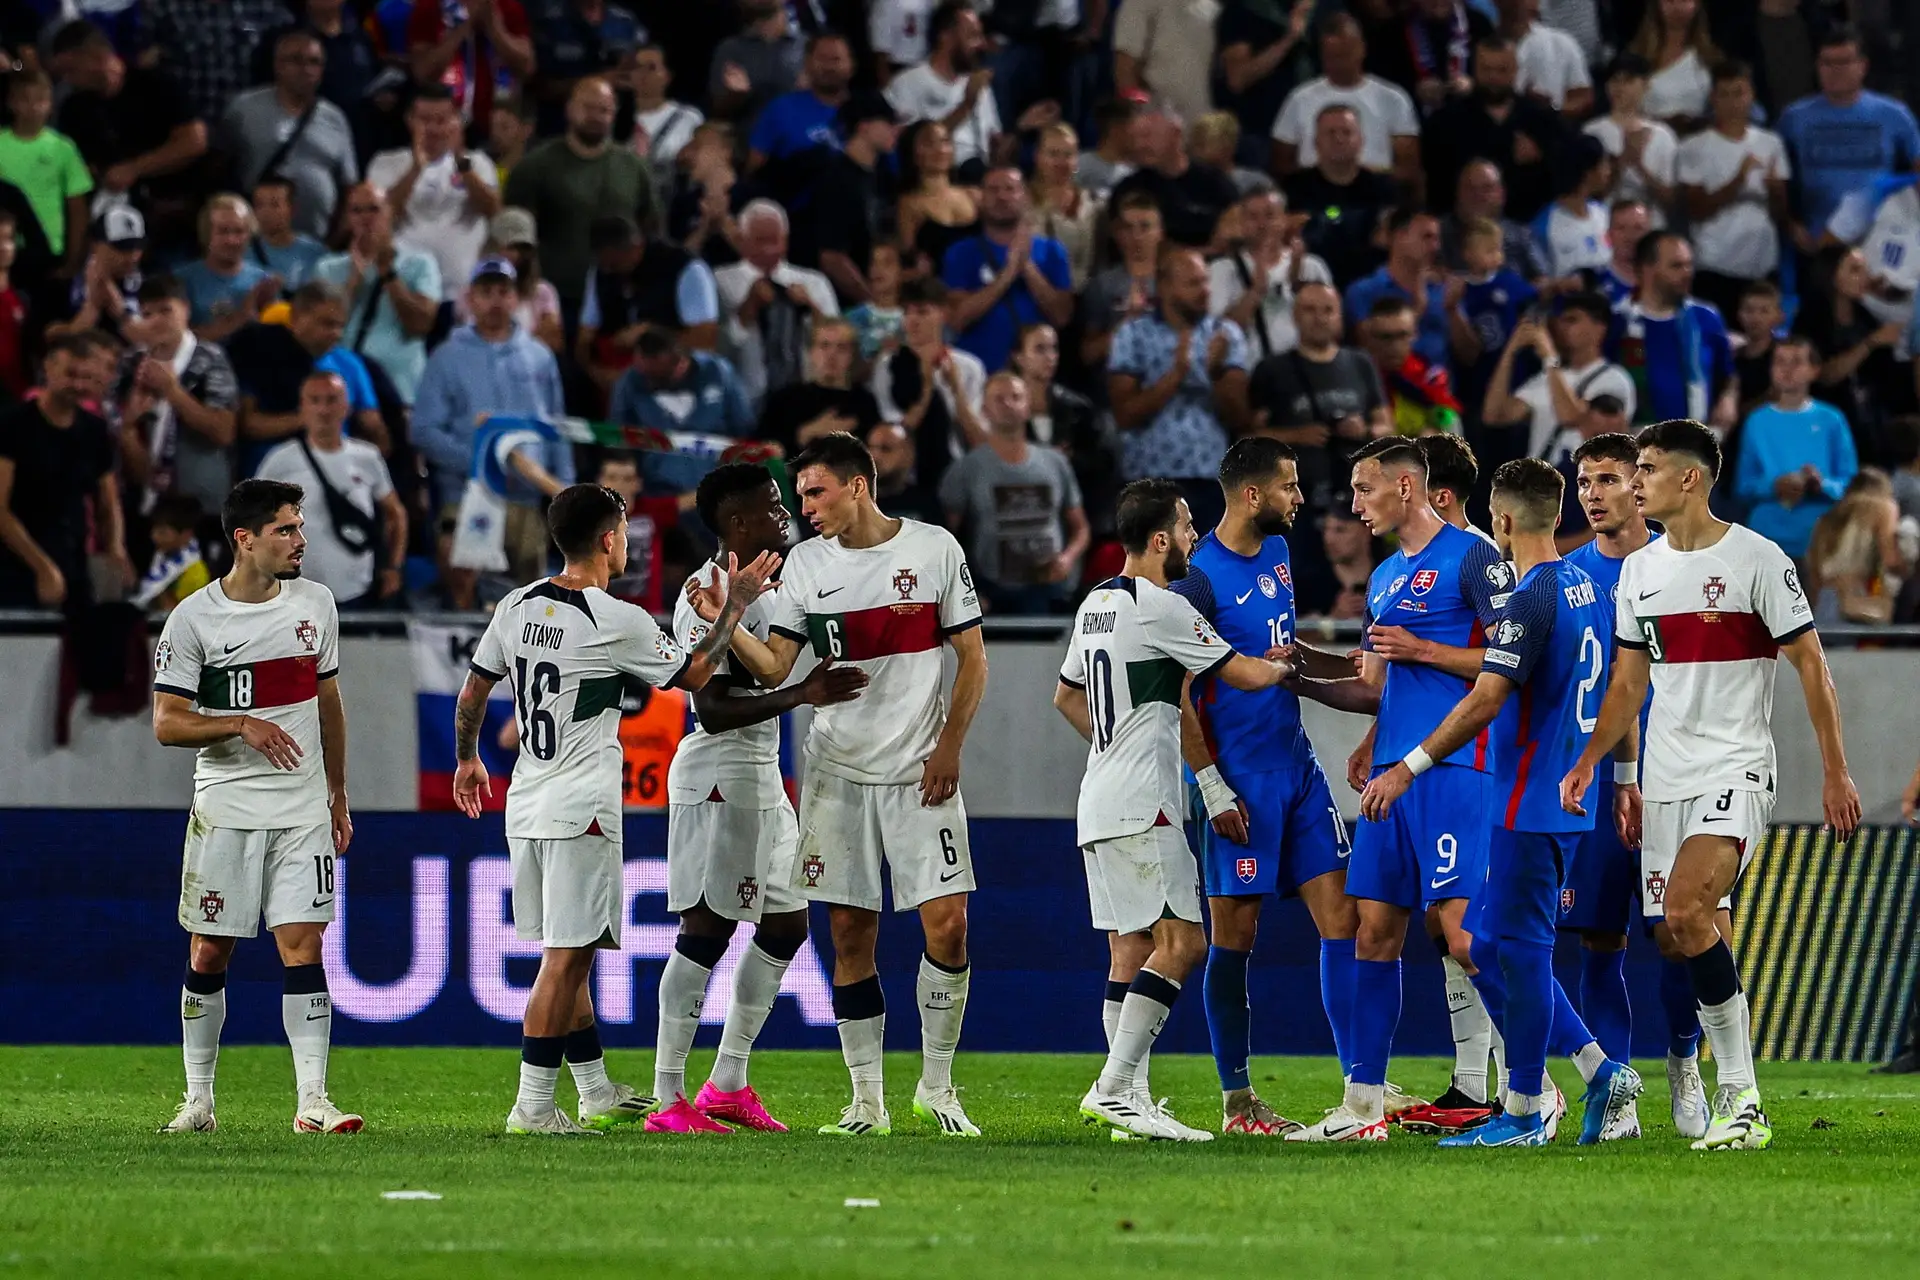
[187,936,234,974]
[1581,931,1628,954]
[922,911,968,965]
[753,911,808,958]
[1663,893,1713,940]
[1355,911,1402,958]
[271,924,324,967]
[1649,923,1687,962]
[679,900,735,940]
[829,908,880,958]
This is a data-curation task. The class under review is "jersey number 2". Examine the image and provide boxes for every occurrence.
[513,657,561,761]
[1575,626,1602,733]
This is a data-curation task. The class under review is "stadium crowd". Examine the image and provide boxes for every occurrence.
[2,0,1920,628]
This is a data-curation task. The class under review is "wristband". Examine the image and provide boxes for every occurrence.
[1402,746,1434,777]
[1195,765,1238,820]
[1613,760,1639,786]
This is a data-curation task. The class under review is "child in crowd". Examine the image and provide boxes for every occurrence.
[1734,280,1785,418]
[1456,217,1539,419]
[846,240,907,367]
[0,69,92,278]
[132,495,211,613]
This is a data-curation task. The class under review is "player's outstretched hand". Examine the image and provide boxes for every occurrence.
[330,794,353,854]
[685,575,722,623]
[726,550,783,606]
[1558,762,1594,817]
[1366,625,1428,665]
[1824,770,1862,842]
[919,740,961,808]
[802,657,869,706]
[1213,799,1250,846]
[1613,782,1642,850]
[453,758,492,819]
[1360,763,1411,821]
[239,715,303,770]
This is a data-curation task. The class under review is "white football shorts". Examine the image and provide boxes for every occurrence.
[667,793,804,922]
[1082,825,1204,936]
[179,812,336,937]
[1640,787,1773,919]
[507,828,623,949]
[796,760,975,912]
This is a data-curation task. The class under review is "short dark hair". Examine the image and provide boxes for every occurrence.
[1491,458,1564,532]
[1740,279,1783,306]
[1218,437,1297,494]
[804,29,850,55]
[410,82,456,106]
[547,483,629,561]
[696,461,776,533]
[1607,52,1652,80]
[1114,479,1186,554]
[290,279,344,311]
[42,331,96,363]
[635,325,682,358]
[1417,434,1477,499]
[1635,229,1687,270]
[1636,419,1722,479]
[1559,290,1612,327]
[222,478,305,549]
[137,273,190,307]
[50,19,103,57]
[590,214,640,251]
[1818,24,1863,56]
[1886,415,1920,469]
[1113,189,1162,218]
[251,172,296,197]
[1776,332,1820,360]
[1366,295,1415,322]
[929,0,973,45]
[1711,58,1753,87]
[1572,432,1640,470]
[900,276,948,309]
[1352,437,1427,475]
[597,450,639,475]
[792,431,878,490]
[1473,34,1514,56]
[1093,96,1139,139]
[1384,206,1435,238]
[150,493,204,533]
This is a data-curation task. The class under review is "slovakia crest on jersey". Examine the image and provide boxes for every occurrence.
[1236,858,1258,883]
[1258,574,1277,598]
[1410,569,1439,595]
[1275,563,1292,589]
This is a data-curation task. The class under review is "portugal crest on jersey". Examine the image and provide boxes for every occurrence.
[1702,576,1726,609]
[801,852,825,888]
[199,890,225,922]
[892,568,919,600]
[1410,569,1439,595]
[294,619,318,652]
[737,876,758,909]
[1646,870,1667,906]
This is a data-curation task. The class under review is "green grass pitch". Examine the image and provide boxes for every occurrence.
[5,1047,1919,1278]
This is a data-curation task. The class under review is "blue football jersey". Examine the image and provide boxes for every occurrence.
[1482,560,1608,833]
[1564,534,1660,773]
[1175,532,1310,769]
[1366,522,1508,771]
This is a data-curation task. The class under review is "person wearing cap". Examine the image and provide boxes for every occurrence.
[44,206,145,346]
[366,83,504,307]
[574,213,721,399]
[607,325,755,454]
[801,91,902,307]
[249,174,328,294]
[457,208,565,354]
[412,256,570,550]
[313,182,443,403]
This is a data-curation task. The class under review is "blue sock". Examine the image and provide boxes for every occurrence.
[1348,958,1401,1087]
[1659,958,1702,1058]
[1579,947,1632,1063]
[1319,937,1358,1077]
[1203,946,1252,1091]
[1499,940,1554,1099]
[1467,934,1507,1036]
[1548,974,1599,1060]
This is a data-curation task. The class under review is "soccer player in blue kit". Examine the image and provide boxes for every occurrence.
[1561,434,1710,1140]
[1172,438,1364,1134]
[1288,438,1508,1142]
[1362,459,1643,1146]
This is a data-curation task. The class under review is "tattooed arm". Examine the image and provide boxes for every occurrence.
[451,668,497,818]
[674,550,782,691]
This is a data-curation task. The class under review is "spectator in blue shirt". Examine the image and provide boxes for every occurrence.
[1777,27,1920,246]
[247,175,327,294]
[176,193,276,345]
[746,31,854,173]
[1736,335,1859,557]
[1106,246,1252,531]
[1343,207,1463,374]
[529,0,647,135]
[1609,231,1737,431]
[609,326,755,492]
[942,166,1073,374]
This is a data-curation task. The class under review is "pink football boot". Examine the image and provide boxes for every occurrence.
[643,1095,731,1134]
[694,1081,789,1132]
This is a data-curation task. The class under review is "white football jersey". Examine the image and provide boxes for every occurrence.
[1060,575,1235,846]
[1614,523,1814,803]
[1862,186,1920,294]
[472,580,689,839]
[153,577,339,830]
[667,559,786,808]
[769,519,980,786]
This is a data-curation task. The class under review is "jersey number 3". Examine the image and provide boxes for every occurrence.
[513,657,561,761]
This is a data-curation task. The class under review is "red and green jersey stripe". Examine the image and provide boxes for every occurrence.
[194,655,320,710]
[1637,611,1778,664]
[803,603,942,661]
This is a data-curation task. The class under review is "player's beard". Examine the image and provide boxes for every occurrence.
[1164,544,1190,580]
[1253,505,1293,535]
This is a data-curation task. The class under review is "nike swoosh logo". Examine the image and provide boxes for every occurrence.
[1336,847,1351,860]
[939,869,966,882]
[311,897,333,909]
[224,642,245,654]
[817,587,845,598]
[1235,588,1256,604]
[1637,590,1661,601]
[1701,816,1727,823]
[305,1012,330,1021]
[1429,876,1458,890]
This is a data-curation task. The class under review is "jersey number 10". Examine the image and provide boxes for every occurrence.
[1085,649,1117,751]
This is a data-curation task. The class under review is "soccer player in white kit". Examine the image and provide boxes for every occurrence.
[648,464,870,1134]
[152,479,360,1135]
[1054,480,1292,1142]
[452,484,777,1135]
[694,433,989,1138]
[1564,420,1861,1151]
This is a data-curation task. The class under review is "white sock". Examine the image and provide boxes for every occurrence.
[568,1054,610,1100]
[516,1060,560,1111]
[838,1014,886,1106]
[181,982,225,1106]
[1490,1019,1507,1093]
[711,941,793,1093]
[281,977,331,1105]
[917,955,970,1093]
[1096,972,1179,1096]
[1570,1041,1607,1085]
[1699,991,1757,1094]
[1102,996,1122,1048]
[653,947,713,1103]
[1443,956,1491,1103]
[1344,1079,1385,1122]
[1509,1090,1546,1116]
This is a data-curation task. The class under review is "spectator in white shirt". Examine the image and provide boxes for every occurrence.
[1583,54,1678,227]
[367,84,503,307]
[1676,60,1791,322]
[714,199,838,407]
[1113,0,1218,131]
[627,43,704,174]
[254,370,406,607]
[1209,187,1334,362]
[1501,0,1593,117]
[870,0,936,86]
[1530,134,1613,282]
[1626,0,1721,133]
[1270,13,1421,189]
[885,2,1055,178]
[1481,290,1635,463]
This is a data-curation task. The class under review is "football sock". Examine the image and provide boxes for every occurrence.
[1467,934,1508,1027]
[1442,951,1492,1103]
[1689,938,1756,1094]
[1097,970,1181,1096]
[712,939,795,1093]
[917,954,970,1093]
[1547,975,1604,1080]
[564,1022,611,1102]
[1579,947,1633,1063]
[281,963,331,1104]
[1498,939,1553,1102]
[517,1035,564,1112]
[1318,937,1358,1077]
[1660,957,1703,1059]
[1348,958,1402,1092]
[654,934,722,1102]
[832,975,887,1106]
[1102,979,1127,1048]
[181,967,227,1106]
[1203,946,1253,1092]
